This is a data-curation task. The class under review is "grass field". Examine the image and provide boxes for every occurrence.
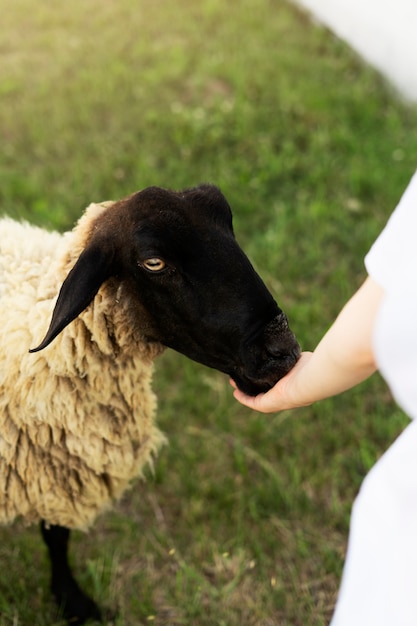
[1,1,417,624]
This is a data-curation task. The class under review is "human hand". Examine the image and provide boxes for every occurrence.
[231,351,314,413]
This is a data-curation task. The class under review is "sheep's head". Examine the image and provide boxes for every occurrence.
[30,184,300,396]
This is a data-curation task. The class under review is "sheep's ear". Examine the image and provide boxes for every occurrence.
[29,244,114,353]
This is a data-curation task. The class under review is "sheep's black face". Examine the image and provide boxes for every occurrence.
[120,185,301,395]
[31,184,300,396]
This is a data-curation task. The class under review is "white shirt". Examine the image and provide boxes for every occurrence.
[365,170,417,419]
[330,171,417,626]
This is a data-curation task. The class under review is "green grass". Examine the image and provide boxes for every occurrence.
[1,0,416,624]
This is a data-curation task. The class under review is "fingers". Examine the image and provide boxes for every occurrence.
[229,352,314,414]
[230,381,277,413]
[232,387,265,410]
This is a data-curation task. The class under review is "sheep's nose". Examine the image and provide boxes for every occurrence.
[266,341,300,361]
[265,336,300,362]
[264,313,300,362]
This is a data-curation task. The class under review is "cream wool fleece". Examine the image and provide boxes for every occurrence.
[0,203,166,530]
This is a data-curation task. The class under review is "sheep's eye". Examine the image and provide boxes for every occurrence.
[142,258,166,272]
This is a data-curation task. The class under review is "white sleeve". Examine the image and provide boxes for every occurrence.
[365,171,417,292]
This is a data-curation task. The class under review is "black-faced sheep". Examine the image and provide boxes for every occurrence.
[0,184,300,623]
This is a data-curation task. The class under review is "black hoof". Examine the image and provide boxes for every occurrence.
[52,578,102,624]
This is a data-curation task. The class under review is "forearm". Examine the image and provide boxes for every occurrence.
[233,277,384,413]
[297,278,381,401]
[289,338,376,407]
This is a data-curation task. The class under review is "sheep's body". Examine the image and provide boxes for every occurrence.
[0,185,301,623]
[0,203,165,530]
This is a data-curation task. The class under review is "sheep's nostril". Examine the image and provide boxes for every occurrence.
[265,345,286,359]
[265,338,300,362]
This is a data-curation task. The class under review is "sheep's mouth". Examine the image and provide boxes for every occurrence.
[232,374,275,397]
[231,347,301,397]
[232,369,285,396]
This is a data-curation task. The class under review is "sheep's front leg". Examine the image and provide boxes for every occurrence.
[40,521,101,625]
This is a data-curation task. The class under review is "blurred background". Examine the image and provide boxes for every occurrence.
[296,0,417,102]
[1,1,416,624]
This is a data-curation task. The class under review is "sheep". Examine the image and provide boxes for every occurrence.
[0,183,300,624]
